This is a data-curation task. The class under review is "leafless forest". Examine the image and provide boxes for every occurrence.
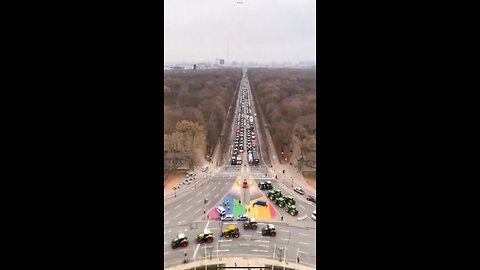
[248,68,316,169]
[164,69,242,175]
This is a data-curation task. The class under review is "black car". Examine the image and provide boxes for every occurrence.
[306,196,316,203]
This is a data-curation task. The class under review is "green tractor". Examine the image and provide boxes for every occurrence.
[171,233,188,249]
[275,197,286,208]
[258,181,273,190]
[284,196,296,206]
[285,205,299,216]
[243,218,258,230]
[261,224,277,237]
[267,189,283,200]
[197,229,214,244]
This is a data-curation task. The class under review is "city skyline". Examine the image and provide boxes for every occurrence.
[164,0,316,63]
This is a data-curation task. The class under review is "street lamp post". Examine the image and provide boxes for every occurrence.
[272,244,276,269]
[296,247,299,270]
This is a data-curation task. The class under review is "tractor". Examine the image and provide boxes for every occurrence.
[221,225,240,239]
[284,196,296,206]
[267,190,283,201]
[197,229,214,244]
[171,233,188,249]
[261,224,277,237]
[258,181,273,190]
[243,218,258,230]
[265,181,273,189]
[275,197,286,208]
[285,205,299,216]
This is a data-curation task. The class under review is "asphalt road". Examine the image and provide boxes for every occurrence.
[164,68,316,267]
[164,220,316,268]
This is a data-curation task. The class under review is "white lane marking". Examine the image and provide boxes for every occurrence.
[213,249,229,252]
[172,213,181,219]
[185,205,193,211]
[298,233,309,236]
[194,221,210,258]
[205,192,210,197]
[281,238,289,241]
[168,229,172,233]
[214,194,219,198]
[298,250,308,254]
[258,244,269,247]
[196,192,203,197]
[258,222,266,225]
[186,198,192,202]
[254,240,269,243]
[223,222,237,225]
[164,212,169,216]
[209,227,218,230]
[298,205,306,209]
[174,205,181,210]
[239,244,250,246]
[196,200,201,204]
[251,249,268,252]
[299,241,310,245]
[212,186,217,191]
[218,240,232,242]
[221,244,231,247]
[256,231,262,234]
[281,230,289,232]
[195,208,201,214]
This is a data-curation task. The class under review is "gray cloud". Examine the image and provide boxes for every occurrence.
[164,0,316,63]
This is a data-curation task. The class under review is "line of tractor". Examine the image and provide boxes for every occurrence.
[170,218,277,249]
[258,181,299,216]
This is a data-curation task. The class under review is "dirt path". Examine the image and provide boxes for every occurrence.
[304,174,316,190]
[164,172,186,194]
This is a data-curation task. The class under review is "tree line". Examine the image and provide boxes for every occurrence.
[247,68,316,168]
[164,69,242,174]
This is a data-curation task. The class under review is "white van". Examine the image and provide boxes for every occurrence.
[216,206,226,215]
[311,210,316,221]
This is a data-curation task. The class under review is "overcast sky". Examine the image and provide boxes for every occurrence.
[164,0,315,63]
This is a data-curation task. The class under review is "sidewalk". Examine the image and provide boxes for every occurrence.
[164,256,316,270]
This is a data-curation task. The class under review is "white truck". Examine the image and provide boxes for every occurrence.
[248,152,253,164]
